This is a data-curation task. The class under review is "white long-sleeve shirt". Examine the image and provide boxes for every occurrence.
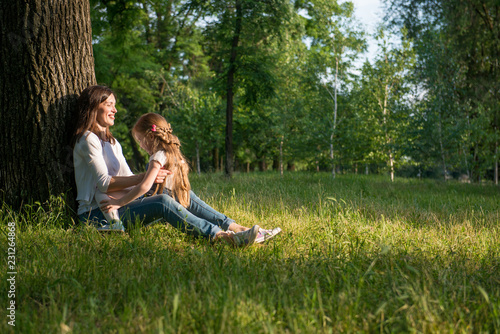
[73,131,133,215]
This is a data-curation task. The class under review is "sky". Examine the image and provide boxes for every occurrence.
[350,0,385,66]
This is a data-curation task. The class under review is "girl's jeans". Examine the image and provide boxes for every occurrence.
[78,191,234,238]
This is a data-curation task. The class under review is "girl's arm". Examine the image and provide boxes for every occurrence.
[107,168,171,192]
[99,160,163,213]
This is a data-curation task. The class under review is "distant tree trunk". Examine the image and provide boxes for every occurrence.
[495,142,498,185]
[259,158,267,172]
[382,83,394,182]
[0,1,96,208]
[332,56,339,179]
[495,112,498,185]
[212,147,219,172]
[225,0,242,178]
[195,142,201,175]
[438,114,448,181]
[272,157,279,171]
[279,136,284,176]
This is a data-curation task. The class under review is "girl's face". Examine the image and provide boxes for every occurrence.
[96,94,117,130]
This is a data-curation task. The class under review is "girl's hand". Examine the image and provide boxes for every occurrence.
[154,167,172,184]
[99,198,122,213]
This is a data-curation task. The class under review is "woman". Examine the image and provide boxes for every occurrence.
[72,85,280,246]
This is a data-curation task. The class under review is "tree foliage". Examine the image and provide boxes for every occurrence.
[85,0,500,183]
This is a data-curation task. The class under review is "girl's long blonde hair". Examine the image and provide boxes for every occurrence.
[132,113,191,207]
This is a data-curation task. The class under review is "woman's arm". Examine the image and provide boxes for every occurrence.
[99,160,163,213]
[106,174,145,192]
[77,133,144,193]
[79,133,169,193]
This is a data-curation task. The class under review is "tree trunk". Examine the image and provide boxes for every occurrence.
[0,1,96,209]
[438,113,447,182]
[279,136,284,176]
[224,0,242,178]
[272,157,279,171]
[495,142,498,185]
[212,147,219,172]
[382,84,394,182]
[195,142,201,175]
[332,56,339,179]
[259,158,267,172]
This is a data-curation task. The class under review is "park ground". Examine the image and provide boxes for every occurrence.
[1,172,499,333]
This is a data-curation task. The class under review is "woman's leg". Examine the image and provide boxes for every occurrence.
[118,194,223,238]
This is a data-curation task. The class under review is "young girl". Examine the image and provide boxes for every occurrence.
[98,112,261,246]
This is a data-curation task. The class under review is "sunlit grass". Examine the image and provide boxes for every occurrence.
[1,172,499,333]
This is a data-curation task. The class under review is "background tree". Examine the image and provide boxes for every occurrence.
[298,0,365,176]
[358,27,415,181]
[384,0,500,182]
[200,0,292,177]
[0,0,96,208]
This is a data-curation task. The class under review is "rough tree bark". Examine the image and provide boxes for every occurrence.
[0,0,96,208]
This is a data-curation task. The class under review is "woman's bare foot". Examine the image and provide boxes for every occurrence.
[227,223,249,233]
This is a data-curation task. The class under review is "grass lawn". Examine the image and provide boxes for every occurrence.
[1,172,499,333]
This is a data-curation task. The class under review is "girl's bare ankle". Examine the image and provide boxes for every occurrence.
[215,231,235,246]
[228,223,249,233]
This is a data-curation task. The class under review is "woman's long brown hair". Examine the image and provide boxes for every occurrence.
[132,113,191,207]
[72,85,116,147]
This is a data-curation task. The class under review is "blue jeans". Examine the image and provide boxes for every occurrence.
[78,191,234,238]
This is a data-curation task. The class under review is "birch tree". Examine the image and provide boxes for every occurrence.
[361,27,414,181]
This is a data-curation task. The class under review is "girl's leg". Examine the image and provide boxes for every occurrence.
[118,194,223,238]
[186,191,234,229]
[78,195,257,246]
[186,191,248,232]
[185,192,279,238]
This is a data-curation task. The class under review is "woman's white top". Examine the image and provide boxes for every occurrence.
[73,131,133,215]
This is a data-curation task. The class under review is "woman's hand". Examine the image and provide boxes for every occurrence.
[99,197,122,213]
[154,167,172,184]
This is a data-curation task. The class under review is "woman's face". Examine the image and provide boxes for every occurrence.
[96,94,117,129]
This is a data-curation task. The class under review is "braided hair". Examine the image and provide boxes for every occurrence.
[132,113,191,207]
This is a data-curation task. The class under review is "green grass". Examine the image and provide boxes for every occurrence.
[1,172,499,333]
